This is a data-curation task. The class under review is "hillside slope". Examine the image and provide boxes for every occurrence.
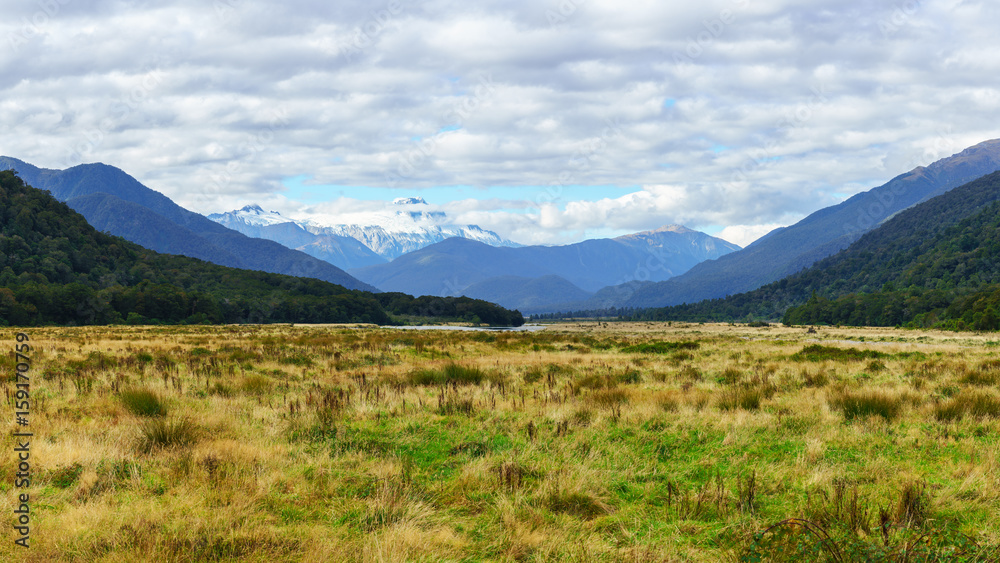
[0,157,376,291]
[0,170,524,327]
[615,139,1000,309]
[632,170,1000,328]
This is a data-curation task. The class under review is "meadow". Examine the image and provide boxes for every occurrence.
[2,322,999,562]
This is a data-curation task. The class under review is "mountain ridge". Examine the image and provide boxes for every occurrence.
[0,157,376,292]
[574,139,1000,311]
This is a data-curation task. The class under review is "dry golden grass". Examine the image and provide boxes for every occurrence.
[1,322,999,561]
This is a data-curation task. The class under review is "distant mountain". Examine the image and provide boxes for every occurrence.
[462,275,593,312]
[208,205,386,270]
[605,139,1000,309]
[210,197,521,263]
[348,226,740,306]
[0,157,375,292]
[630,169,1000,328]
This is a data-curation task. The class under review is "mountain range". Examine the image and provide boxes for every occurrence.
[627,168,1000,330]
[207,198,520,269]
[550,139,1000,313]
[0,157,375,292]
[0,169,523,327]
[346,226,740,311]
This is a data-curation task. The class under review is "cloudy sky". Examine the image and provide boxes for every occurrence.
[3,0,999,246]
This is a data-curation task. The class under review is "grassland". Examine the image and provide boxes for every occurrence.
[2,322,999,562]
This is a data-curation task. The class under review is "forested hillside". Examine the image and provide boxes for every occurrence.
[0,171,522,327]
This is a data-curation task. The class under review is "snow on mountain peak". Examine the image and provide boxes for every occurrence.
[211,204,293,227]
[393,197,427,205]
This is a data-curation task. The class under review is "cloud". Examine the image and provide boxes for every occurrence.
[1,0,999,245]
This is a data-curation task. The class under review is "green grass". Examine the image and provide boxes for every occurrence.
[120,388,168,417]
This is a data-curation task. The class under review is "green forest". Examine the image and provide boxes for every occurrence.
[0,170,523,327]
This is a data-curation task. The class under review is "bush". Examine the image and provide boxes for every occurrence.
[120,388,167,417]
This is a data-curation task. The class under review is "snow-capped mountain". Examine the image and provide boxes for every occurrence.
[207,199,521,267]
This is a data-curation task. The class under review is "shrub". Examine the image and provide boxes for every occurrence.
[120,388,167,417]
[828,388,903,422]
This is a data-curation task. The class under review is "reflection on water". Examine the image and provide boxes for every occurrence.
[387,324,548,332]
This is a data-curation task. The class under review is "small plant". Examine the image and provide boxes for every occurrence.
[120,388,167,417]
[49,463,85,489]
[895,481,928,528]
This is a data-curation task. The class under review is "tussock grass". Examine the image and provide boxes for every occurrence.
[6,322,1000,561]
[935,390,1000,421]
[827,387,904,422]
[138,418,200,452]
[120,388,167,417]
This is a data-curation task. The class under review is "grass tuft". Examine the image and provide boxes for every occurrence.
[138,417,199,452]
[828,387,903,422]
[120,388,167,417]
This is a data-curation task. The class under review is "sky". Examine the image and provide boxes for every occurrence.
[2,0,999,247]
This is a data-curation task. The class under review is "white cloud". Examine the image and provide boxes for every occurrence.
[1,0,999,245]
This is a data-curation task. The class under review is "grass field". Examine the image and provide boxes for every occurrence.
[2,322,999,561]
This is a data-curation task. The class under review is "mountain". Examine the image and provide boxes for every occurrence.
[0,157,376,292]
[462,275,593,312]
[630,170,1000,329]
[347,227,740,306]
[0,169,524,327]
[209,197,521,263]
[0,169,389,325]
[208,205,386,270]
[604,139,1000,309]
